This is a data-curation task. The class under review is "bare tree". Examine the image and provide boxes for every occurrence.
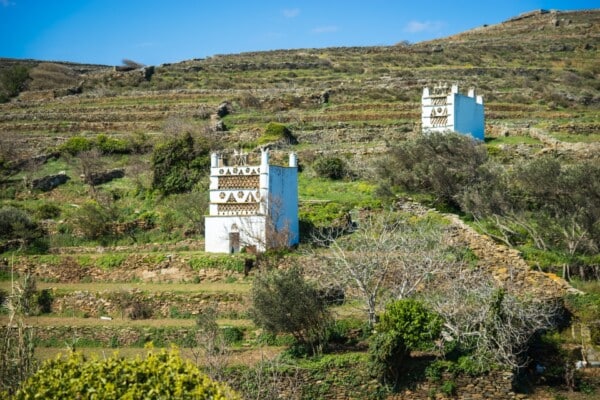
[1,267,37,395]
[424,266,559,370]
[75,148,105,197]
[237,194,293,254]
[191,305,229,382]
[229,353,302,400]
[311,211,455,327]
[126,155,152,193]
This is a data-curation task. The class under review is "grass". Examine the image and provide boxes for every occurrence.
[34,345,284,365]
[298,175,378,207]
[484,135,542,146]
[0,281,251,294]
[0,315,253,328]
[549,133,600,143]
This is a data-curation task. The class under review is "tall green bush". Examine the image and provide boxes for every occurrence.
[0,207,47,252]
[250,266,330,352]
[378,132,487,209]
[313,156,347,180]
[370,299,441,386]
[151,133,211,194]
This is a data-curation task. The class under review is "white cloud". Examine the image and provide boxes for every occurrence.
[282,8,300,18]
[404,20,444,33]
[311,25,339,34]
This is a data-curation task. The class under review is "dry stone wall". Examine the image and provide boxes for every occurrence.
[396,200,578,299]
[51,289,246,319]
[389,371,518,400]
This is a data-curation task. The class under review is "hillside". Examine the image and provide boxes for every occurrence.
[1,8,600,400]
[1,9,598,158]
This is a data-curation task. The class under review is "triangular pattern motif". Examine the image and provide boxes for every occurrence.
[246,193,256,203]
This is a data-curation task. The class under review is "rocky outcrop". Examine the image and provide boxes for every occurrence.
[86,168,124,185]
[31,172,70,191]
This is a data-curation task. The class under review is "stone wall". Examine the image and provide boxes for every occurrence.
[388,371,518,400]
[51,289,246,319]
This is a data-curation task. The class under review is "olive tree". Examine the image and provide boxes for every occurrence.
[250,266,330,352]
[377,132,487,209]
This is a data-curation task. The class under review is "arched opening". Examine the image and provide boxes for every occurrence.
[229,223,240,254]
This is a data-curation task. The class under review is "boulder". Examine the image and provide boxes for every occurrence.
[31,172,70,191]
[216,101,231,118]
[87,169,124,185]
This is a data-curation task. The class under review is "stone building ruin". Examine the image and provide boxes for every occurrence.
[204,149,299,253]
[422,83,485,140]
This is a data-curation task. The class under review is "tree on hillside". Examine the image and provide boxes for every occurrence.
[0,65,29,102]
[151,132,211,195]
[370,299,442,385]
[460,156,600,278]
[424,266,559,371]
[76,148,105,197]
[377,132,487,209]
[312,211,457,327]
[250,266,330,353]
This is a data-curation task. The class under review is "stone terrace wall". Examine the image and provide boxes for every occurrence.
[396,200,578,299]
[389,371,519,400]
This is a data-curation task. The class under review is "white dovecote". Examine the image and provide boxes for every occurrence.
[422,83,485,141]
[204,150,299,253]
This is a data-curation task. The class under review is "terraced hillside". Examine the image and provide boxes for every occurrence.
[1,9,599,158]
[1,8,600,400]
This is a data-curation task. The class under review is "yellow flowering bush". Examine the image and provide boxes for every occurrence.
[13,347,239,399]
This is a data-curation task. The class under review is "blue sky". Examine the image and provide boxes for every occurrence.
[1,1,598,66]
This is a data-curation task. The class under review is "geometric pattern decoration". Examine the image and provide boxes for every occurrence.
[430,107,449,127]
[217,203,260,215]
[431,116,448,127]
[218,175,260,190]
[431,96,447,106]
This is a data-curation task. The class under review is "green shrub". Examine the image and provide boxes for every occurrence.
[370,299,442,386]
[440,380,457,396]
[35,203,61,220]
[313,156,347,180]
[250,266,330,351]
[222,326,244,344]
[94,134,131,154]
[0,65,29,101]
[13,348,240,399]
[257,122,297,145]
[378,132,487,210]
[70,201,115,241]
[35,289,53,314]
[0,207,46,253]
[59,136,93,156]
[151,133,210,194]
